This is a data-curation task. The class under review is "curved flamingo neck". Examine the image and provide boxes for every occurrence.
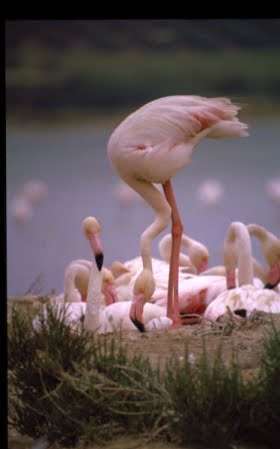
[159,234,193,268]
[224,222,254,287]
[252,257,267,283]
[247,224,268,242]
[64,265,82,302]
[124,178,172,275]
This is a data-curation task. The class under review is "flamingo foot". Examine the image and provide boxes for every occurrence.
[170,314,184,328]
[180,315,202,325]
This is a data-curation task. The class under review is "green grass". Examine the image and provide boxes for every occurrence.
[6,48,280,120]
[8,305,280,448]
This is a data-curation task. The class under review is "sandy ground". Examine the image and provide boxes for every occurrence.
[99,310,280,382]
[8,297,280,449]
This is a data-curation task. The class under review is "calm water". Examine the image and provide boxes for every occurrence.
[6,118,280,297]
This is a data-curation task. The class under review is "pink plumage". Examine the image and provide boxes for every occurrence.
[107,95,248,330]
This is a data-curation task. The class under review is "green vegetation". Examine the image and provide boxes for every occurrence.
[6,48,280,120]
[8,305,280,448]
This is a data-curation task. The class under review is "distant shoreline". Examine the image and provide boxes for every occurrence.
[6,100,280,129]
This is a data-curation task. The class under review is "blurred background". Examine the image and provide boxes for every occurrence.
[6,19,280,297]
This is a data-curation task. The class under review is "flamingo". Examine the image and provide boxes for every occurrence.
[265,177,280,206]
[247,223,280,290]
[158,232,209,274]
[10,195,33,224]
[55,259,117,306]
[110,244,227,329]
[83,216,171,333]
[204,222,280,322]
[109,256,228,330]
[32,217,105,330]
[107,95,248,326]
[109,231,208,302]
[196,179,224,207]
[83,219,225,331]
[22,179,48,205]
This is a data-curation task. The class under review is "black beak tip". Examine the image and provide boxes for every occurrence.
[131,318,146,333]
[95,252,104,271]
[264,283,274,290]
[234,308,247,318]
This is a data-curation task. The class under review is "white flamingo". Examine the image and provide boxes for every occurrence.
[32,216,105,330]
[83,217,171,333]
[265,177,280,206]
[10,195,33,224]
[107,95,248,326]
[22,179,48,205]
[204,222,280,322]
[109,231,209,303]
[158,232,209,274]
[196,179,224,207]
[55,259,117,306]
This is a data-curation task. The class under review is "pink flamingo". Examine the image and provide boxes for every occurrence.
[83,216,171,333]
[109,231,209,303]
[55,259,117,306]
[107,95,248,327]
[204,222,280,321]
[158,232,209,274]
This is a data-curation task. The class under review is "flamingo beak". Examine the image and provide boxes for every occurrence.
[89,232,103,271]
[129,293,146,332]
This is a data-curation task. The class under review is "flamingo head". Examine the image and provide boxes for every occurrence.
[196,253,209,274]
[129,269,156,332]
[189,241,209,274]
[265,258,280,290]
[82,216,103,271]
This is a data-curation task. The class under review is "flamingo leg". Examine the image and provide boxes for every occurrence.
[162,180,183,325]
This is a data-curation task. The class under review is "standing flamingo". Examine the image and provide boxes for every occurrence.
[83,216,171,333]
[107,95,248,325]
[204,222,280,322]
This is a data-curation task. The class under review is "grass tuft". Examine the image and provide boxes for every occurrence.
[8,306,280,448]
[163,339,245,448]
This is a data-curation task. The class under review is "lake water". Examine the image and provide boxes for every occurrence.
[6,117,280,297]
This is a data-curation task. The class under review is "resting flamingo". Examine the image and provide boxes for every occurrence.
[32,218,105,330]
[107,95,248,326]
[55,259,118,306]
[158,232,209,274]
[204,222,280,322]
[109,231,208,302]
[83,217,171,333]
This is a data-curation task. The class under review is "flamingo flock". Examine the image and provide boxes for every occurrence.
[33,95,280,333]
